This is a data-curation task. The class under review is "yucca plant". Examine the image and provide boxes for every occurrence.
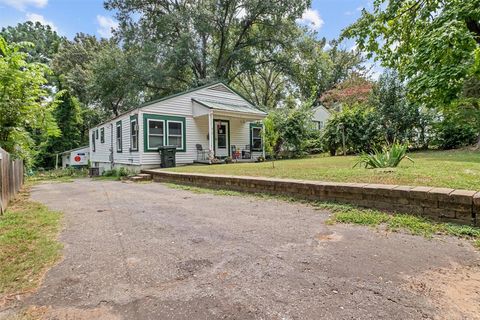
[354,143,414,169]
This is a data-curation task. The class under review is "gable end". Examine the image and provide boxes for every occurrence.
[207,84,233,94]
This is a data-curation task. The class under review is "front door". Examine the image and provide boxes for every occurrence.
[214,120,229,157]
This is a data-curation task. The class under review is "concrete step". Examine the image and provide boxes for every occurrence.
[137,173,152,180]
[130,174,152,182]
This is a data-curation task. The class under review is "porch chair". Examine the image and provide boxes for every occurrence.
[242,144,251,159]
[231,145,241,160]
[196,144,209,161]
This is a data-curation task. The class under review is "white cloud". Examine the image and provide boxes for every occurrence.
[26,12,56,31]
[96,15,118,38]
[0,0,47,11]
[297,9,324,32]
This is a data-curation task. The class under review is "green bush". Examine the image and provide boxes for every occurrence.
[354,143,414,169]
[433,102,478,149]
[102,167,133,178]
[263,105,318,158]
[322,104,383,155]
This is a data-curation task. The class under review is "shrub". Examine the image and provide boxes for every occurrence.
[263,104,318,158]
[29,167,88,181]
[322,103,383,155]
[101,167,133,179]
[354,143,414,169]
[432,101,479,149]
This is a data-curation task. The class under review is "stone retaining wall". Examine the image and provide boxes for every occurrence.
[142,170,479,226]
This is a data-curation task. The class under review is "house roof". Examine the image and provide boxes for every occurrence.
[192,98,267,116]
[60,145,89,155]
[312,105,332,114]
[92,81,263,128]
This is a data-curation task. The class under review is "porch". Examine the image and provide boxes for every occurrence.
[192,98,267,164]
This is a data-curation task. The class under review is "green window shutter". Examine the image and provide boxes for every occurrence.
[250,122,263,152]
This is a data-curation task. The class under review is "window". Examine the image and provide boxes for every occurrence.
[143,114,186,152]
[130,116,138,151]
[92,132,96,152]
[116,121,122,152]
[314,121,324,130]
[168,121,183,149]
[95,129,99,139]
[100,128,105,143]
[250,124,263,151]
[147,119,164,150]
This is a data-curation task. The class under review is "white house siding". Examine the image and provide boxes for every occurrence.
[312,106,331,130]
[140,85,263,167]
[228,117,263,159]
[90,110,141,172]
[89,83,265,170]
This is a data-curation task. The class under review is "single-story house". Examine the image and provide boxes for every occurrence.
[60,146,90,168]
[311,105,331,130]
[89,82,267,172]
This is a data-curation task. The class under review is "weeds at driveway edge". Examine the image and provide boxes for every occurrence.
[163,182,480,249]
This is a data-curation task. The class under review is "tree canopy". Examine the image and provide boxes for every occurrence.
[0,36,59,166]
[105,0,310,91]
[343,0,480,106]
[0,21,66,64]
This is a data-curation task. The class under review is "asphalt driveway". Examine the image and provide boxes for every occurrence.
[10,180,480,319]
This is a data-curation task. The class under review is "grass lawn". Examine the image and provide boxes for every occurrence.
[0,184,62,300]
[168,149,480,190]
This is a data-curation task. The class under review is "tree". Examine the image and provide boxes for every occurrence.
[263,115,280,167]
[234,61,290,111]
[0,21,66,64]
[0,36,59,166]
[291,40,364,105]
[105,0,310,91]
[52,33,112,104]
[39,90,84,168]
[264,103,317,157]
[343,0,480,106]
[320,73,373,110]
[370,70,420,144]
[86,45,143,117]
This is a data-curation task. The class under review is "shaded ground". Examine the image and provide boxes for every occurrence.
[2,179,480,319]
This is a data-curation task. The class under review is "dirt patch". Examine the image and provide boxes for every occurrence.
[176,259,213,279]
[406,264,480,320]
[14,305,120,320]
[315,231,343,242]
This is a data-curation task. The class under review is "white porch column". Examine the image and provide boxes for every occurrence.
[208,111,214,156]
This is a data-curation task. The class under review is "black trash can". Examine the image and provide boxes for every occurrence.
[158,146,177,168]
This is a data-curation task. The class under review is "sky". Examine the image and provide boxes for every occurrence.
[0,0,379,76]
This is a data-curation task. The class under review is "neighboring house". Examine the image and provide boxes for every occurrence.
[311,105,331,130]
[60,146,89,168]
[89,82,267,172]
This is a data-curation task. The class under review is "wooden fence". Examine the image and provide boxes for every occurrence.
[0,147,24,214]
